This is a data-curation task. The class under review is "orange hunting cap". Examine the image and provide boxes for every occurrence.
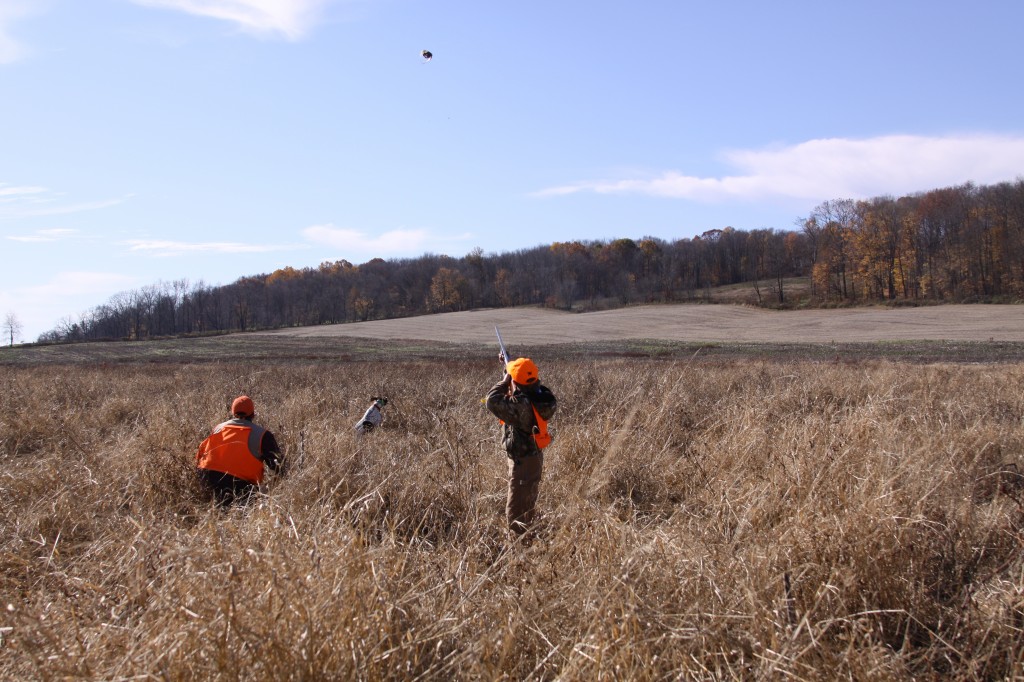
[506,358,539,387]
[231,395,255,417]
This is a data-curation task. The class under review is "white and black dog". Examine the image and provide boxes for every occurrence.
[354,397,388,434]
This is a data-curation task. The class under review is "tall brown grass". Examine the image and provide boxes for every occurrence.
[1,355,1023,680]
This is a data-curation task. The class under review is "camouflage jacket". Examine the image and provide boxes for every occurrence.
[485,376,557,460]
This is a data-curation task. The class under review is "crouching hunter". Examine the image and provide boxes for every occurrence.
[196,395,282,505]
[485,356,557,536]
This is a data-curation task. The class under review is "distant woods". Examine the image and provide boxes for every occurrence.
[40,179,1024,343]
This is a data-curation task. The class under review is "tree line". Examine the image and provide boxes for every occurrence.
[39,179,1024,343]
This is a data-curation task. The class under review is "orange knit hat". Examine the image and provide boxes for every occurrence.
[231,395,255,417]
[506,358,539,387]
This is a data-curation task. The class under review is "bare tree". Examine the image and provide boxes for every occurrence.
[3,311,24,346]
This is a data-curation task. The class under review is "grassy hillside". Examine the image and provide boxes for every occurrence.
[5,332,1024,366]
[2,341,1024,679]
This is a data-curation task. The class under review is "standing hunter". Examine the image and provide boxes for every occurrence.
[485,351,557,536]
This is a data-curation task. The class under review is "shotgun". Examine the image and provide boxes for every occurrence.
[494,325,511,372]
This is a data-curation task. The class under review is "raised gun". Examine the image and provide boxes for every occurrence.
[495,325,511,372]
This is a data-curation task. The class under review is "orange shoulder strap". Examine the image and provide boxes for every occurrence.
[531,405,551,449]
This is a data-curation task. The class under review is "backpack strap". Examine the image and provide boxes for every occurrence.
[531,405,552,449]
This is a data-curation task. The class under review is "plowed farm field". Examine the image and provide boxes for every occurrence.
[256,303,1024,344]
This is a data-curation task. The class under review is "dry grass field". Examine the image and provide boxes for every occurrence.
[3,306,1024,680]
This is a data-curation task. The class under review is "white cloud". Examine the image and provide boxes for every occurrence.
[0,185,131,218]
[0,184,47,197]
[5,228,79,243]
[302,224,432,255]
[130,0,333,40]
[536,134,1024,203]
[26,197,130,216]
[0,1,37,65]
[124,238,306,256]
[21,271,137,298]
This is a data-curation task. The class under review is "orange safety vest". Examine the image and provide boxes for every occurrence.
[196,419,268,485]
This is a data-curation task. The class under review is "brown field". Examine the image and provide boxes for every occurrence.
[255,303,1024,344]
[2,305,1024,679]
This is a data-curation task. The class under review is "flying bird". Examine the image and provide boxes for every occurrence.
[421,50,433,63]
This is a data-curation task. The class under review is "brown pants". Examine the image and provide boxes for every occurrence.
[506,454,543,535]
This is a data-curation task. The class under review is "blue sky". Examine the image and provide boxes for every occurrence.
[2,0,1023,342]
